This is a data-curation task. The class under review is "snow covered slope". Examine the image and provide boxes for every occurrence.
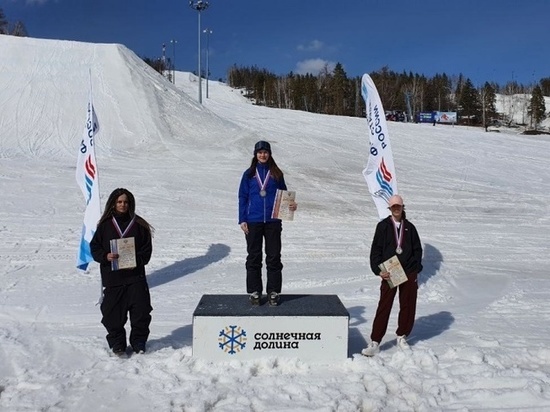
[1,35,550,411]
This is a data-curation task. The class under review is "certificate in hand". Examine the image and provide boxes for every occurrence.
[271,189,296,221]
[110,237,137,270]
[378,255,408,288]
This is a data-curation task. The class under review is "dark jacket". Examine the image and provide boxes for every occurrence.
[90,213,152,288]
[238,162,287,224]
[370,216,423,275]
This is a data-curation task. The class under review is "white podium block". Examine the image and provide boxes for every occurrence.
[192,294,349,361]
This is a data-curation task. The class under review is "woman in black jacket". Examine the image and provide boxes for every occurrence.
[362,194,423,356]
[90,188,154,356]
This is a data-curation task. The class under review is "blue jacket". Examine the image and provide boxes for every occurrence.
[238,162,287,224]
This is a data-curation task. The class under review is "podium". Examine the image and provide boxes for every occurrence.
[192,294,349,361]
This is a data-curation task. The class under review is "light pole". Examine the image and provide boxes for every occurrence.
[161,43,166,76]
[203,28,212,98]
[189,0,209,104]
[170,39,177,84]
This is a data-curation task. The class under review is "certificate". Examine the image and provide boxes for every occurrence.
[271,189,296,221]
[378,255,408,288]
[110,237,136,270]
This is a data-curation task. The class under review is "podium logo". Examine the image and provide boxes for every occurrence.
[218,325,247,354]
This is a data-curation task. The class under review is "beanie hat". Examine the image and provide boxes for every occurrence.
[254,140,272,155]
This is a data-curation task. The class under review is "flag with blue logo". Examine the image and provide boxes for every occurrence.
[75,85,101,270]
[361,73,398,220]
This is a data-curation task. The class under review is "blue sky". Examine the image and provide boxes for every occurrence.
[2,0,549,86]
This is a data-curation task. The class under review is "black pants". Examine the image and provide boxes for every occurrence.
[245,221,283,295]
[100,280,152,350]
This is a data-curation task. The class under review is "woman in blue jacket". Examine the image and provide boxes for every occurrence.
[238,141,296,306]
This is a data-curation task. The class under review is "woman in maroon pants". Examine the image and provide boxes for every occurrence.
[362,194,423,356]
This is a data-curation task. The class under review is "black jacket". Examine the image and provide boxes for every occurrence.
[370,216,423,276]
[90,213,152,288]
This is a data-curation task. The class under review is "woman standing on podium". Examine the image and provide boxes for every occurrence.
[238,141,297,307]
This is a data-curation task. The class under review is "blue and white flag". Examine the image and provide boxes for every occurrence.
[76,85,101,270]
[361,73,398,220]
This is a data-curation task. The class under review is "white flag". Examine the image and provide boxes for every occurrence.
[361,73,398,220]
[76,87,101,270]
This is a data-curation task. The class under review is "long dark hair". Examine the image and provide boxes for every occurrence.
[97,188,154,235]
[246,156,284,180]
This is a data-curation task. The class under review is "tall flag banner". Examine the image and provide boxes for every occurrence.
[76,79,101,270]
[361,73,398,220]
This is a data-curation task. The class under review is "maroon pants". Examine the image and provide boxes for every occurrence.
[370,272,418,343]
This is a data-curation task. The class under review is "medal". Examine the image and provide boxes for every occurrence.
[392,219,404,256]
[112,216,136,238]
[255,168,271,199]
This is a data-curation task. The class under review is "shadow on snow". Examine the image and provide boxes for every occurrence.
[409,310,455,345]
[148,324,193,352]
[148,243,231,288]
[419,243,443,286]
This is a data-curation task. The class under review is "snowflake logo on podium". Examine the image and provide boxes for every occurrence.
[218,325,247,354]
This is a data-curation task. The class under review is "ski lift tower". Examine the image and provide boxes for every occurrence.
[189,0,210,104]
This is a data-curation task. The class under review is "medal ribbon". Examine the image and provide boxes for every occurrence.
[392,219,404,251]
[111,216,136,238]
[255,168,271,193]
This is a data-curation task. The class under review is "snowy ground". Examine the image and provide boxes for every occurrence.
[1,35,550,411]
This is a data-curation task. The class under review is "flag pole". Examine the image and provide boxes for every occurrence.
[75,69,102,270]
[361,73,398,220]
[88,69,102,203]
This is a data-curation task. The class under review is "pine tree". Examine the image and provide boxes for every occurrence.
[540,78,550,97]
[427,74,451,112]
[220,63,544,123]
[453,74,465,115]
[0,8,9,34]
[330,63,349,116]
[480,82,497,130]
[528,85,546,130]
[457,78,481,124]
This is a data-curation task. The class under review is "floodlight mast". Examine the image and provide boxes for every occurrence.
[170,39,177,84]
[203,28,212,98]
[189,1,210,104]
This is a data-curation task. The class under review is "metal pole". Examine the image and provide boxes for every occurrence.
[170,39,177,84]
[203,29,212,98]
[197,12,202,104]
[189,1,209,104]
